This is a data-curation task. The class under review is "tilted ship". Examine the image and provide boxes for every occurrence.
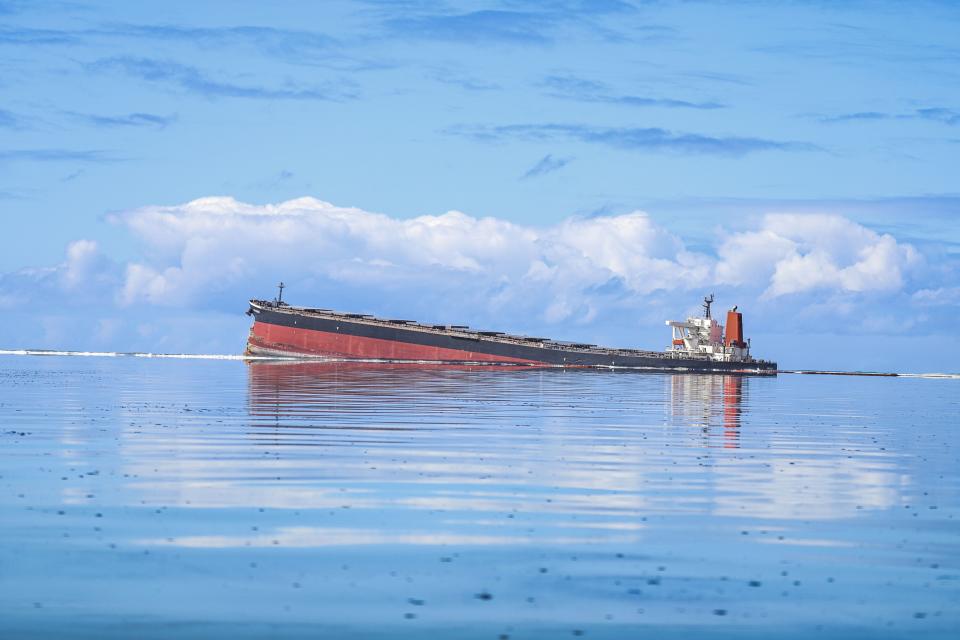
[245,285,777,373]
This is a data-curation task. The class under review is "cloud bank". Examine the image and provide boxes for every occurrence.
[72,197,929,313]
[1,196,954,363]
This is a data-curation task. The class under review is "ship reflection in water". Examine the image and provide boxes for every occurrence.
[250,361,748,447]
[667,373,744,448]
[240,361,909,526]
[2,356,956,638]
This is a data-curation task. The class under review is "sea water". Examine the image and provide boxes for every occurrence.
[0,355,957,639]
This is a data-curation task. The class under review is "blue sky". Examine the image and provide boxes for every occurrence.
[1,0,959,371]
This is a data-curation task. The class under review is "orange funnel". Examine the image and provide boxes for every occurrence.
[725,309,746,348]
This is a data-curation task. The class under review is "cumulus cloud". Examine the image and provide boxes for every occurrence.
[97,199,930,320]
[2,197,948,356]
[0,239,119,309]
[716,214,920,297]
[109,197,708,328]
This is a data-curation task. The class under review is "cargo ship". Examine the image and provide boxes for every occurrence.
[245,285,777,373]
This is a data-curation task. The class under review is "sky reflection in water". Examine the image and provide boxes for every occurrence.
[0,356,957,638]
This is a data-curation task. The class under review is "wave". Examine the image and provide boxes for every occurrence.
[0,349,289,361]
[895,372,960,379]
[0,349,122,357]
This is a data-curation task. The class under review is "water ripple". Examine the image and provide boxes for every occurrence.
[0,356,957,638]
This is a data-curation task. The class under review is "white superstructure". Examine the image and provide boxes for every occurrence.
[665,295,753,363]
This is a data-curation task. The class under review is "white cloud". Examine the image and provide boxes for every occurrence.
[61,239,105,290]
[2,197,949,355]
[716,214,920,297]
[111,198,706,321]
[715,229,795,287]
[103,200,931,322]
[0,239,119,307]
[1,202,932,315]
[912,286,960,306]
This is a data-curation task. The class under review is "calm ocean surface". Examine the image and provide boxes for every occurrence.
[0,355,957,639]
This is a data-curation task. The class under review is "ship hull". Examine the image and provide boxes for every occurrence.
[246,303,777,374]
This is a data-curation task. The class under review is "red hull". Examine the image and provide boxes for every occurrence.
[248,321,540,364]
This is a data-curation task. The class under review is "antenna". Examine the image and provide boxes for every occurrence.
[276,281,285,305]
[702,293,714,319]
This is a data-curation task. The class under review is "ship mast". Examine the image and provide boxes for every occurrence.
[702,293,714,319]
[276,281,285,305]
